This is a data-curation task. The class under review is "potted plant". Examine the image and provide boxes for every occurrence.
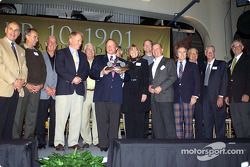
[39,149,105,167]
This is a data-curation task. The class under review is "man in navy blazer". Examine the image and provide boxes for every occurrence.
[90,39,128,151]
[173,46,200,139]
[225,39,250,138]
[54,32,89,151]
[201,45,227,139]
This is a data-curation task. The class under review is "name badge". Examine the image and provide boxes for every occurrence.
[136,62,141,66]
[160,65,165,70]
[34,52,39,56]
[212,66,217,70]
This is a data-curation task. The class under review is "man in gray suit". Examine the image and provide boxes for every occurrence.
[36,36,58,148]
[149,43,177,139]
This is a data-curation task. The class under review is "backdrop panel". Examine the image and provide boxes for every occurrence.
[0,14,171,58]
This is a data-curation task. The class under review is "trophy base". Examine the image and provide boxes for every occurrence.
[106,66,129,72]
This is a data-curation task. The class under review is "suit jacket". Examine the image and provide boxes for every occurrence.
[227,53,250,102]
[40,52,57,100]
[174,61,200,103]
[0,37,28,97]
[90,55,129,104]
[201,60,228,103]
[55,47,89,96]
[149,57,177,102]
[122,58,149,113]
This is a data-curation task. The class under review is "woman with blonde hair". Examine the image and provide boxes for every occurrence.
[122,44,149,138]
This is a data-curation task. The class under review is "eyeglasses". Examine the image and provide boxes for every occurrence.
[231,44,242,49]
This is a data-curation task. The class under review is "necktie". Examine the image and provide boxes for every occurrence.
[204,63,211,86]
[110,56,115,78]
[110,56,113,61]
[231,57,237,74]
[179,62,183,79]
[11,42,18,62]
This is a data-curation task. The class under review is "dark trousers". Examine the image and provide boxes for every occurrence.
[36,98,55,146]
[95,102,121,148]
[151,101,176,139]
[194,101,205,139]
[203,88,226,139]
[143,94,151,138]
[125,111,146,138]
[13,87,40,139]
[230,102,250,138]
[0,91,19,139]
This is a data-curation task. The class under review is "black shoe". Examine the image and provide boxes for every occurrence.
[38,144,46,149]
[55,144,65,151]
[100,147,108,152]
[82,143,90,148]
[68,144,82,150]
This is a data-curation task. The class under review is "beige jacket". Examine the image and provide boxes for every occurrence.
[0,37,28,97]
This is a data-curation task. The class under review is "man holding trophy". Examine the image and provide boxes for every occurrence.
[89,39,129,151]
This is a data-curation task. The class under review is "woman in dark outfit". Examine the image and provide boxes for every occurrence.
[122,44,149,138]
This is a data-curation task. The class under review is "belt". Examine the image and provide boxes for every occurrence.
[87,89,94,91]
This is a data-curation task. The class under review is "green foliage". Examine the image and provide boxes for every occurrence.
[39,150,104,167]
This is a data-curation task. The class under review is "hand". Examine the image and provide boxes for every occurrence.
[217,96,224,108]
[141,94,147,102]
[25,83,34,93]
[242,94,249,102]
[101,66,112,76]
[190,96,197,106]
[13,79,25,91]
[154,86,162,94]
[115,69,125,75]
[72,76,82,85]
[51,88,56,97]
[32,84,43,93]
[225,97,230,105]
[148,85,155,94]
[45,87,53,96]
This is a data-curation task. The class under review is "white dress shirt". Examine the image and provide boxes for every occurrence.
[152,55,163,79]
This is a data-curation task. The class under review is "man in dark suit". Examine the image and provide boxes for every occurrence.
[188,48,206,139]
[201,45,228,139]
[173,46,200,139]
[142,39,154,138]
[0,22,27,140]
[225,39,250,138]
[90,39,128,151]
[54,31,89,151]
[149,43,177,139]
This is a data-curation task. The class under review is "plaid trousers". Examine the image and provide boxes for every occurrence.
[174,100,194,139]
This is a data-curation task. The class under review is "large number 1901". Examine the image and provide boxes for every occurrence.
[48,25,131,47]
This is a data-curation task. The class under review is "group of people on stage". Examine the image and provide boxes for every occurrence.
[0,21,250,153]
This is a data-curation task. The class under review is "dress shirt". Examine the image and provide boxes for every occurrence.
[230,52,242,71]
[87,60,95,90]
[107,54,116,62]
[177,59,187,78]
[69,47,79,71]
[152,55,163,79]
[206,58,215,73]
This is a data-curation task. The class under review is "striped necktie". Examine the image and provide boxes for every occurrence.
[231,57,237,74]
[179,61,183,79]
